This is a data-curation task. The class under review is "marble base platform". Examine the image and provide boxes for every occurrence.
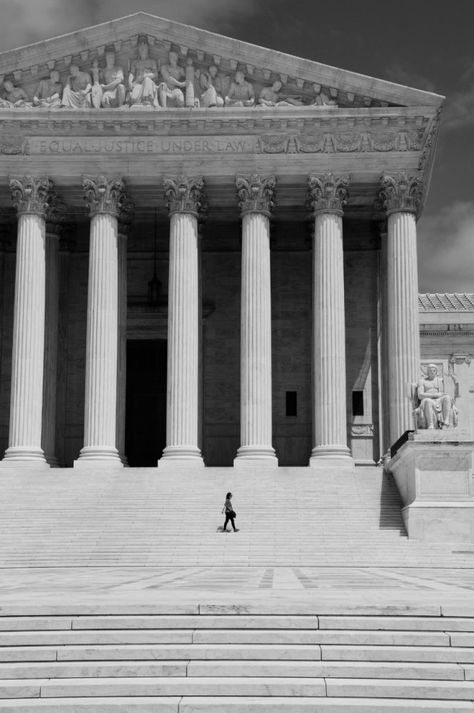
[389,429,474,543]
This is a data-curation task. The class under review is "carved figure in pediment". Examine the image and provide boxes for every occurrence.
[199,69,224,108]
[209,65,230,101]
[414,364,458,429]
[184,58,199,108]
[129,36,159,107]
[33,70,62,108]
[258,80,303,108]
[225,70,254,107]
[0,78,32,108]
[61,65,92,109]
[91,49,126,108]
[310,83,338,107]
[158,50,187,108]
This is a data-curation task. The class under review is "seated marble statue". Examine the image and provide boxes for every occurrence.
[158,51,187,108]
[415,364,458,429]
[225,70,254,107]
[33,71,62,108]
[199,69,224,108]
[129,36,159,107]
[91,50,125,108]
[62,65,92,109]
[309,84,338,107]
[0,78,31,108]
[258,80,303,107]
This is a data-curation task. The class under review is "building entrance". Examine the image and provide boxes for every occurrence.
[125,339,167,466]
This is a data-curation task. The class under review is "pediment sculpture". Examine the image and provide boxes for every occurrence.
[0,36,344,112]
[412,363,459,430]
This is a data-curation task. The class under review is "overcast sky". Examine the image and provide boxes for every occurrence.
[0,0,472,293]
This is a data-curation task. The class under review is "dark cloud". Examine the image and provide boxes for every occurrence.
[0,0,258,50]
[418,201,474,292]
[384,64,438,93]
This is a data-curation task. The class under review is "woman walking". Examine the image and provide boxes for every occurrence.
[222,492,239,532]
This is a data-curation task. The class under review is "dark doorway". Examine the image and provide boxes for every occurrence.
[125,339,167,466]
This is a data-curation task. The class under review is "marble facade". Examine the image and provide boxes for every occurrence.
[0,12,461,470]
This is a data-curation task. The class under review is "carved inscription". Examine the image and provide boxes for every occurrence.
[28,135,257,154]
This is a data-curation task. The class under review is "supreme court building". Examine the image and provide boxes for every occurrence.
[0,13,446,469]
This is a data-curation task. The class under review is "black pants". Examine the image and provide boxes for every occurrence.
[223,512,236,531]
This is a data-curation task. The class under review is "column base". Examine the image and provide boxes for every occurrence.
[159,446,204,469]
[234,445,278,469]
[310,445,353,468]
[1,447,49,467]
[74,446,123,469]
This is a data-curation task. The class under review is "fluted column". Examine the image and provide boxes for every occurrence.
[379,173,423,444]
[234,175,277,467]
[308,173,351,465]
[116,196,134,465]
[159,176,204,466]
[2,177,52,464]
[41,197,66,467]
[76,176,125,467]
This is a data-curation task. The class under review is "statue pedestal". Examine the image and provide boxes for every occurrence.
[388,429,474,543]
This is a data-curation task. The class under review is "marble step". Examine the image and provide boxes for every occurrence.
[2,677,474,699]
[3,643,474,664]
[0,660,466,681]
[0,676,329,697]
[0,629,451,647]
[2,614,474,633]
[1,697,472,713]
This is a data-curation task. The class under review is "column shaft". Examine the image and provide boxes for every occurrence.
[161,211,202,463]
[77,212,121,464]
[116,229,127,463]
[387,211,420,443]
[311,211,351,462]
[235,212,277,465]
[5,213,47,461]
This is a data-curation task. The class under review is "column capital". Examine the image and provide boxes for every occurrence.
[379,172,424,216]
[82,175,125,217]
[163,176,205,216]
[117,193,135,236]
[236,174,276,217]
[308,173,349,216]
[9,176,53,216]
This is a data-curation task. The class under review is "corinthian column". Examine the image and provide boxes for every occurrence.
[159,176,205,467]
[76,176,126,467]
[234,174,278,468]
[308,173,351,465]
[2,177,52,465]
[379,173,423,444]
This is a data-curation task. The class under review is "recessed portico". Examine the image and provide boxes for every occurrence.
[0,13,443,469]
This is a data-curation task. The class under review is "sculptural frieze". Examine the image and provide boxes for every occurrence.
[0,35,403,113]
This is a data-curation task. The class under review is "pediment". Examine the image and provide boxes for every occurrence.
[0,12,443,110]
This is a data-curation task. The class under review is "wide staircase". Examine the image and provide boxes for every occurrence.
[0,604,474,711]
[0,465,471,567]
